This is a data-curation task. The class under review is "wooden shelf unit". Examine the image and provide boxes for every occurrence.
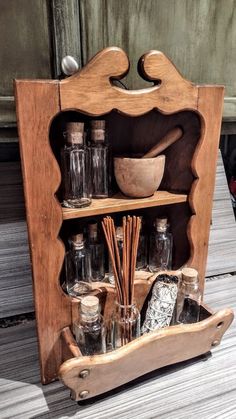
[62,191,188,220]
[15,47,232,399]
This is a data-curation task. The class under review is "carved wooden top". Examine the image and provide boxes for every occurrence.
[59,47,200,115]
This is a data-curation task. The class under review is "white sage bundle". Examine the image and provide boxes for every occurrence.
[141,275,178,334]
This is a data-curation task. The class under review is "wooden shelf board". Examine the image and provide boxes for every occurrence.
[62,191,188,220]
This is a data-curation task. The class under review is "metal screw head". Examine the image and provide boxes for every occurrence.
[212,340,220,347]
[79,390,89,399]
[79,369,90,379]
[61,55,79,76]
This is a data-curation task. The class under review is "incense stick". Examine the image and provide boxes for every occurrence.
[102,215,141,307]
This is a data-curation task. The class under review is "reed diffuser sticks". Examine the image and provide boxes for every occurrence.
[102,215,141,305]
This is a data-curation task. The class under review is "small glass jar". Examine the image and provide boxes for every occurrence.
[74,295,106,355]
[65,233,92,297]
[175,268,201,324]
[112,302,140,349]
[61,122,92,208]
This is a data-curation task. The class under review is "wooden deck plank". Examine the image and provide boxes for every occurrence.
[0,275,235,418]
[206,152,236,276]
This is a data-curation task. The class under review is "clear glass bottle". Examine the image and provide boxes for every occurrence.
[108,226,123,285]
[149,217,173,272]
[175,268,201,324]
[74,295,106,355]
[87,221,105,281]
[136,217,147,270]
[89,120,111,198]
[61,122,91,208]
[65,233,92,297]
[112,302,140,349]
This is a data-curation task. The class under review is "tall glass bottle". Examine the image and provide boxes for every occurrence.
[89,120,111,198]
[65,233,92,297]
[74,295,106,355]
[149,217,173,272]
[61,122,91,208]
[136,216,147,270]
[87,221,105,281]
[175,268,201,324]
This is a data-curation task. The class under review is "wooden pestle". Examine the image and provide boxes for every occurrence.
[142,126,183,158]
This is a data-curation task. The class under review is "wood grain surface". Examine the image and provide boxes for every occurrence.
[62,191,188,220]
[188,86,225,291]
[15,80,71,383]
[0,275,235,418]
[59,304,233,401]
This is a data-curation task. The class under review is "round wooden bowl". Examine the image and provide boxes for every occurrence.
[114,155,165,198]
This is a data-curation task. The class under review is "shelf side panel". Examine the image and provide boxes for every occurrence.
[188,85,225,292]
[14,80,71,383]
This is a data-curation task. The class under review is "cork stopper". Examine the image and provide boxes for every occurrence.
[66,122,84,144]
[81,295,99,315]
[91,120,105,130]
[91,120,105,142]
[116,226,123,241]
[88,222,98,240]
[71,233,84,244]
[155,217,168,232]
[182,267,198,284]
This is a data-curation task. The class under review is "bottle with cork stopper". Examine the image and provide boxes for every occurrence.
[148,216,173,272]
[74,295,106,355]
[65,233,92,297]
[87,221,105,281]
[61,122,91,208]
[89,119,111,198]
[175,267,201,324]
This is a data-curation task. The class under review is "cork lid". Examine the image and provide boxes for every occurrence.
[91,120,105,142]
[91,120,105,130]
[81,295,99,315]
[182,267,198,284]
[155,217,168,231]
[71,233,83,244]
[88,222,98,233]
[88,222,98,239]
[66,122,84,144]
[116,226,123,240]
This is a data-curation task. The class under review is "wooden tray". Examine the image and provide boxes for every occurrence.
[59,274,234,401]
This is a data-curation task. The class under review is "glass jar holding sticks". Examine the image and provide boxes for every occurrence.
[113,302,140,348]
[102,215,141,349]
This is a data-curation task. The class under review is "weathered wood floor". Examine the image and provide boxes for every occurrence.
[0,274,235,419]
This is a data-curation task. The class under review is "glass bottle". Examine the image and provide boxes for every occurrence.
[149,217,173,272]
[74,295,106,355]
[136,217,147,270]
[61,122,91,208]
[65,233,92,297]
[108,226,123,285]
[87,221,105,281]
[112,302,140,349]
[175,268,201,324]
[89,120,111,198]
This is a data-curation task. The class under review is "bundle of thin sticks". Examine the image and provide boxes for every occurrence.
[102,215,141,306]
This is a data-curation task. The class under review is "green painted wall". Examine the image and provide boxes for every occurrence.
[80,0,236,111]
